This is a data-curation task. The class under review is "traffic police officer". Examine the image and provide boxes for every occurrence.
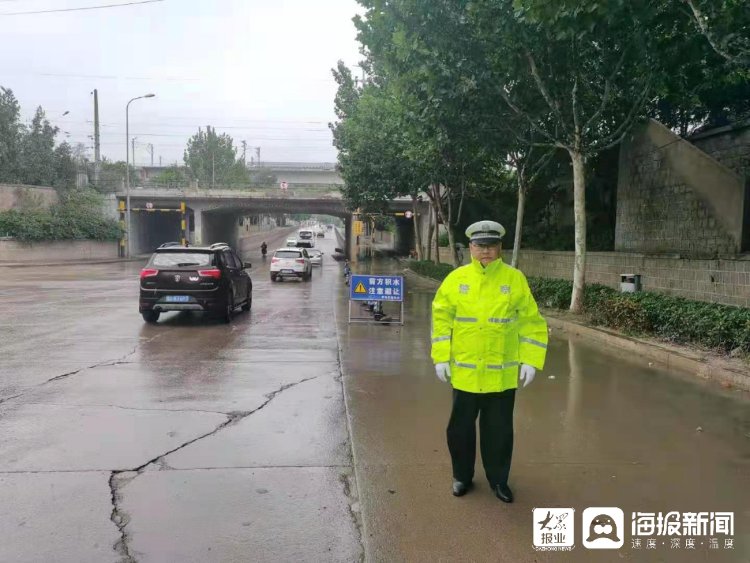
[431,220,548,503]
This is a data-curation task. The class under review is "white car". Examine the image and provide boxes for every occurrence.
[270,248,312,282]
[307,248,323,266]
[296,229,315,248]
[286,238,297,247]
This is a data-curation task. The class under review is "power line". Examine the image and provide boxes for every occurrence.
[0,0,164,16]
[61,120,332,132]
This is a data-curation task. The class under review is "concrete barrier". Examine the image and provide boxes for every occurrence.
[0,239,118,263]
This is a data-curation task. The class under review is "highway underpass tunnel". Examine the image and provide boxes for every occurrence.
[133,210,182,255]
[201,210,241,250]
[394,216,415,256]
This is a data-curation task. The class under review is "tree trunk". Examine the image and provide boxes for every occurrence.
[426,211,434,261]
[569,149,587,313]
[433,190,441,264]
[444,185,459,267]
[411,194,423,260]
[511,175,526,269]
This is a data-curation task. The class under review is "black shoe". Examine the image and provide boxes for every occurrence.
[452,480,473,497]
[493,483,514,503]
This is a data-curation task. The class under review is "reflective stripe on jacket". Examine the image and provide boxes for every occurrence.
[431,256,548,393]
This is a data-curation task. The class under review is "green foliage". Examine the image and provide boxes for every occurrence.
[53,142,77,190]
[438,232,450,247]
[527,277,750,352]
[183,126,249,188]
[683,0,749,66]
[0,189,121,241]
[408,259,455,281]
[0,87,77,190]
[248,167,278,188]
[0,87,22,183]
[18,107,58,186]
[152,165,187,186]
[96,159,138,193]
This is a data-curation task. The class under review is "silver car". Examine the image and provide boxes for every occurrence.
[307,249,323,266]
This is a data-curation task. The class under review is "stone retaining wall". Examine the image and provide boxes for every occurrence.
[517,250,750,308]
[0,239,117,263]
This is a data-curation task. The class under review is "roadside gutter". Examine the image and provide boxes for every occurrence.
[401,266,749,393]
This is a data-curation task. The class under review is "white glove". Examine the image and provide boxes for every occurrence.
[519,364,536,388]
[435,362,451,383]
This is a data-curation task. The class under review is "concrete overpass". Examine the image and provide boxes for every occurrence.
[115,187,430,258]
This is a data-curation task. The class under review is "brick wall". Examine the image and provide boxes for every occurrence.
[516,250,750,308]
[0,184,58,211]
[691,124,750,179]
[0,240,117,263]
[616,120,744,257]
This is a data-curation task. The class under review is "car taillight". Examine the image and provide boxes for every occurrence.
[198,269,222,279]
[295,259,305,264]
[140,268,159,279]
[271,257,280,263]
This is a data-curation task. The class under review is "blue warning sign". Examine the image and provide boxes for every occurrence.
[349,275,404,302]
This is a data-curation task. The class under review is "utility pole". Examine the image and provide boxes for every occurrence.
[159,156,162,167]
[255,146,261,167]
[93,89,101,186]
[241,140,247,166]
[147,143,154,166]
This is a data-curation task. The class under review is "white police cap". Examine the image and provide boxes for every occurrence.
[465,220,506,243]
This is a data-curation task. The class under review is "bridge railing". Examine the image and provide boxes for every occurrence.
[135,181,342,192]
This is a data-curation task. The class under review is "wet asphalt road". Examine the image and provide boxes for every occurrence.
[0,231,360,563]
[0,234,748,562]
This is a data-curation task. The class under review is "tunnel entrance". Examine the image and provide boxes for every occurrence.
[133,211,182,255]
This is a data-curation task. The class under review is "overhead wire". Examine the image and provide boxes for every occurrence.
[0,0,164,16]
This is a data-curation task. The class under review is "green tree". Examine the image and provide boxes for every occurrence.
[183,126,248,188]
[330,62,431,258]
[682,0,749,66]
[0,87,22,183]
[53,142,77,190]
[97,159,137,193]
[647,3,750,135]
[470,0,663,312]
[248,166,277,188]
[355,0,512,265]
[18,106,58,186]
[152,165,187,187]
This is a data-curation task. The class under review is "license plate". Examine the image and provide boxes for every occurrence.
[281,269,295,274]
[166,295,190,303]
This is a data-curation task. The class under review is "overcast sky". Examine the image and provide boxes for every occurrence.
[0,0,363,165]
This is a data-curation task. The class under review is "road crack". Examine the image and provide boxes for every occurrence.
[0,335,162,406]
[109,472,136,563]
[106,374,319,561]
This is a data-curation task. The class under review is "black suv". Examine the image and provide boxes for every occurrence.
[139,242,252,324]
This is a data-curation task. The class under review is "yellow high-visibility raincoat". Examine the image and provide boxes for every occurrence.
[431,256,548,393]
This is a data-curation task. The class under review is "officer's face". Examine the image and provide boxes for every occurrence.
[470,241,501,266]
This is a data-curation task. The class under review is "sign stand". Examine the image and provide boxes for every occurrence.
[347,274,405,325]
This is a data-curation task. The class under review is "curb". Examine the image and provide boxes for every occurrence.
[0,257,146,268]
[399,265,749,392]
[546,316,749,393]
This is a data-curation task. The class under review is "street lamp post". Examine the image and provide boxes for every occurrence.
[125,93,155,258]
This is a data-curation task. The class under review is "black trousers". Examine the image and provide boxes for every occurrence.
[447,388,516,486]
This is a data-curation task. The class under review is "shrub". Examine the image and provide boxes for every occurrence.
[438,232,450,247]
[408,264,750,353]
[409,259,454,281]
[526,276,749,353]
[0,189,122,242]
